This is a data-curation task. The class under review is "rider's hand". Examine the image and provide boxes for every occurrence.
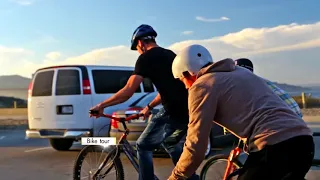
[140,106,151,120]
[89,103,104,118]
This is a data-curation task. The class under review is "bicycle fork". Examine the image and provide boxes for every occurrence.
[91,131,128,180]
[91,147,119,180]
[223,147,241,180]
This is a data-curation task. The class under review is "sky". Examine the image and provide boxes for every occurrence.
[0,0,320,85]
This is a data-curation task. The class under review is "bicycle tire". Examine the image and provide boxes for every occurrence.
[200,154,243,180]
[73,145,124,180]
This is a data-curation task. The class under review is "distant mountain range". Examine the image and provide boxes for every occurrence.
[299,83,320,91]
[271,82,312,92]
[0,75,317,92]
[0,96,27,108]
[0,75,31,89]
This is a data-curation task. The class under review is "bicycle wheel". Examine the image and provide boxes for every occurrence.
[200,154,243,180]
[73,145,124,180]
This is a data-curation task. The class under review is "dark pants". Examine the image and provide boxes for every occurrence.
[238,135,315,180]
[136,108,199,180]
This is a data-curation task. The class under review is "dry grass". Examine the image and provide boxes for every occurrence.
[0,108,27,116]
[292,96,320,108]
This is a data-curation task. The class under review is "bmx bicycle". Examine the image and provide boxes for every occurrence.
[73,110,158,180]
[200,132,320,180]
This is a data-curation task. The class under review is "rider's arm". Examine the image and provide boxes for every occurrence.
[99,75,144,108]
[99,54,149,109]
[148,92,161,108]
[168,82,218,180]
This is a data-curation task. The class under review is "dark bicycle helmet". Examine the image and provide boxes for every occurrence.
[235,58,254,72]
[130,24,157,50]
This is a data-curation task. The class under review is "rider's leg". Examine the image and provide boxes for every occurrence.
[136,108,169,180]
[161,122,200,180]
[238,135,314,180]
[161,123,187,165]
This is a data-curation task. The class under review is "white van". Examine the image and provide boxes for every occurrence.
[26,65,156,151]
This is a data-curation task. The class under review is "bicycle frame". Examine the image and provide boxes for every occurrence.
[116,118,140,172]
[89,112,159,179]
[224,138,248,180]
[223,132,320,180]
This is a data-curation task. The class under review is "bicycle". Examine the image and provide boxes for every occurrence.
[73,110,157,180]
[200,132,320,180]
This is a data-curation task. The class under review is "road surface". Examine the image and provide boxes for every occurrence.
[0,123,320,180]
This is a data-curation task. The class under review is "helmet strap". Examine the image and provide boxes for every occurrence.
[138,42,146,53]
[141,45,146,53]
[139,40,147,53]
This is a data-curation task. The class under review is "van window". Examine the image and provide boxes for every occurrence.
[32,70,54,96]
[55,69,81,95]
[143,78,155,92]
[92,70,141,94]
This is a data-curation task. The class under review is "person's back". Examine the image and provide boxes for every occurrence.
[195,63,312,151]
[128,25,198,180]
[134,46,189,121]
[169,45,314,180]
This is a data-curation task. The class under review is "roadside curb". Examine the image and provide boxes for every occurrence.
[0,124,28,130]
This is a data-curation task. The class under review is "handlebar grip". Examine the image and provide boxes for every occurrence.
[89,109,99,115]
[89,110,152,121]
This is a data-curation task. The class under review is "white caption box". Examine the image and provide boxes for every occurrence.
[81,137,117,146]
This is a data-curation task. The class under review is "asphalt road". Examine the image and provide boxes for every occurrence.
[1,125,320,180]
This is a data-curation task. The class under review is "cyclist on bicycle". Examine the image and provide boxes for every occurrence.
[168,44,314,180]
[90,24,199,180]
[235,58,303,118]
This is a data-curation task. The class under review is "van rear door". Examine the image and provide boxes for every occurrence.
[28,69,56,129]
[53,67,93,129]
[28,66,93,129]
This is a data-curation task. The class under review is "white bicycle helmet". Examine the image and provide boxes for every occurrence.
[172,44,213,79]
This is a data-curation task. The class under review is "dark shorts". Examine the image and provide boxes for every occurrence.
[238,135,315,180]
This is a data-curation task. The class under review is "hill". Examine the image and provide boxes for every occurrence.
[0,75,31,89]
[272,82,312,92]
[299,83,320,91]
[0,96,27,108]
[0,75,313,92]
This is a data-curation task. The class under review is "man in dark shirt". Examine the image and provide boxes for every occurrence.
[90,24,198,180]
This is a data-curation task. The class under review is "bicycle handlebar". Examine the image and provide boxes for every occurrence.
[89,109,149,122]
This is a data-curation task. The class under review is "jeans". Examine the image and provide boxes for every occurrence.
[136,108,199,180]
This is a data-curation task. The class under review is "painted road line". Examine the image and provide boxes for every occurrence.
[0,136,5,140]
[24,147,51,153]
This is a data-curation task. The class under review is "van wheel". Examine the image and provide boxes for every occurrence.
[49,138,74,151]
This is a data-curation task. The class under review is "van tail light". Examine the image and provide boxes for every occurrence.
[111,113,119,129]
[28,81,33,101]
[82,79,91,94]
